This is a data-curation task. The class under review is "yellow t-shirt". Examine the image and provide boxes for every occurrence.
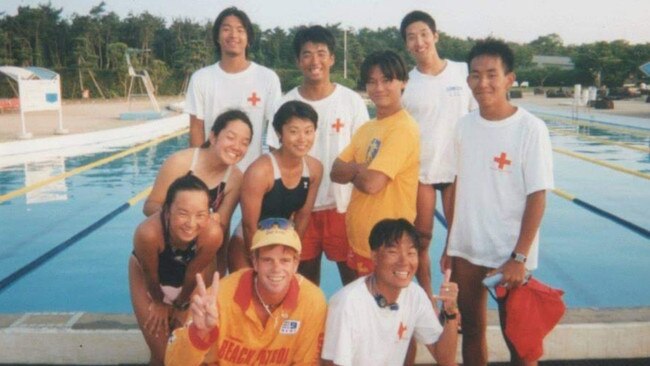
[165,269,326,366]
[339,109,420,263]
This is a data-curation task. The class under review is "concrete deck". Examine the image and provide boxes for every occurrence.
[0,309,649,364]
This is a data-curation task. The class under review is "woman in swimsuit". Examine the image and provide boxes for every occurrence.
[230,100,322,270]
[144,109,252,275]
[129,174,222,366]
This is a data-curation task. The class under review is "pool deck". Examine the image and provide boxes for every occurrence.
[1,94,649,364]
[1,308,649,364]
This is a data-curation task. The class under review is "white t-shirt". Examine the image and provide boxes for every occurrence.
[322,276,442,366]
[266,84,369,212]
[447,107,554,270]
[402,60,477,184]
[185,61,281,170]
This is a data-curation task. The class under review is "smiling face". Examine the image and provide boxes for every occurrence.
[209,119,251,165]
[218,15,248,57]
[372,234,419,295]
[467,54,515,110]
[278,117,316,157]
[167,190,210,245]
[404,20,438,61]
[252,245,299,297]
[297,41,334,83]
[365,66,406,117]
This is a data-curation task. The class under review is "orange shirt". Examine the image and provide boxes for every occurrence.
[166,269,326,366]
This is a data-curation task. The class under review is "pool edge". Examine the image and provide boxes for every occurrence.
[1,309,649,364]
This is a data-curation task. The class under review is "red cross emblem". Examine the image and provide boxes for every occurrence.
[493,152,512,170]
[331,118,345,133]
[397,322,407,340]
[247,92,261,106]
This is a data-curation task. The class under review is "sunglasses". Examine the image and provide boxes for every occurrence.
[257,217,295,230]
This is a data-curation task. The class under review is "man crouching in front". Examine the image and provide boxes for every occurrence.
[166,217,326,365]
[322,218,459,365]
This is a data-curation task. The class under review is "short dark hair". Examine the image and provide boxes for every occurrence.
[272,100,318,135]
[293,25,336,59]
[467,38,515,74]
[212,7,254,57]
[359,50,409,88]
[369,218,421,251]
[202,109,253,148]
[400,10,437,41]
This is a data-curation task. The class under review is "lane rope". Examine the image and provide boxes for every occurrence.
[553,147,650,181]
[0,186,152,293]
[549,127,650,153]
[552,188,650,239]
[0,128,188,203]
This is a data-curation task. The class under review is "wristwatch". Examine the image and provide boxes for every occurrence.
[510,251,527,263]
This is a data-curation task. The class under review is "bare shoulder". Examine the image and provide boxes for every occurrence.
[244,155,273,180]
[134,215,163,249]
[161,148,195,172]
[306,156,323,176]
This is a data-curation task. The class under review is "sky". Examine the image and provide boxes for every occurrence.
[2,0,650,45]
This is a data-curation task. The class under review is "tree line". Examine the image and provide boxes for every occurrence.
[1,2,649,99]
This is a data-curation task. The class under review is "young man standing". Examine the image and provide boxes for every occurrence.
[266,26,369,286]
[185,6,281,171]
[331,51,420,276]
[322,219,459,366]
[400,10,477,297]
[185,7,281,274]
[166,218,327,366]
[444,39,554,366]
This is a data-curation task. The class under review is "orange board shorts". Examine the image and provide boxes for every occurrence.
[301,209,350,262]
[346,250,374,276]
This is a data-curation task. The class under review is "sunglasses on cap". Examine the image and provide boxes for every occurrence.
[257,217,295,230]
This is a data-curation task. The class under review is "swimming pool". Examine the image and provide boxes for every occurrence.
[0,114,649,314]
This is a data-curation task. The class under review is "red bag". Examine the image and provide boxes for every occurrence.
[501,277,566,361]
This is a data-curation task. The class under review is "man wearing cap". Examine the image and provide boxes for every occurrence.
[165,218,327,366]
[322,218,459,366]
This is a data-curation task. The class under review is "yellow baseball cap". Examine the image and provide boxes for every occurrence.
[251,218,301,254]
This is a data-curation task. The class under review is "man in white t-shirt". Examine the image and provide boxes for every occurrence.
[322,218,459,366]
[443,39,554,366]
[266,26,369,286]
[185,7,281,274]
[185,6,281,171]
[400,10,477,298]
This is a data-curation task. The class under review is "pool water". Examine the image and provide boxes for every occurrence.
[0,117,649,313]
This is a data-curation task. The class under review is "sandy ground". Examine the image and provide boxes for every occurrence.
[0,96,184,142]
[0,92,647,143]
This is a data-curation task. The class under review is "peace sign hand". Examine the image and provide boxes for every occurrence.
[190,272,220,331]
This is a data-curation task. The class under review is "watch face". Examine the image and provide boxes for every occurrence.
[512,252,527,263]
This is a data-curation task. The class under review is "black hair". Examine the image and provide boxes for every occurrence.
[292,25,336,59]
[202,109,253,148]
[369,218,421,251]
[467,38,515,74]
[358,50,409,88]
[272,100,318,135]
[161,174,211,243]
[400,10,437,41]
[212,7,254,57]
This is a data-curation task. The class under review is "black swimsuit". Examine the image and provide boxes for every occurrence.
[188,148,231,212]
[259,153,310,220]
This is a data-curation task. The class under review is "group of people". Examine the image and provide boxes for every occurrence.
[128,6,554,366]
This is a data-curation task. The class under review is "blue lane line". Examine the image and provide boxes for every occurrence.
[0,203,130,293]
[434,209,448,229]
[572,198,650,240]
